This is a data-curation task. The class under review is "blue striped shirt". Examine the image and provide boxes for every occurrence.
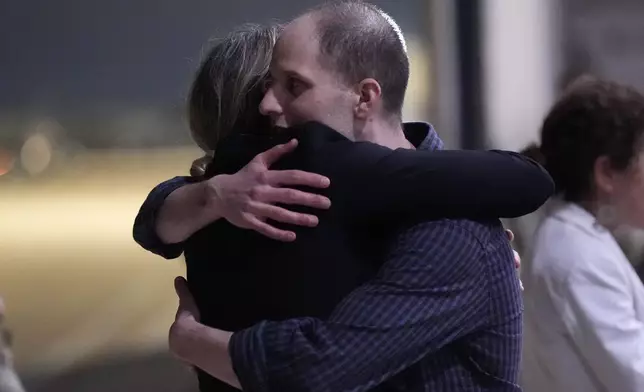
[228,124,523,391]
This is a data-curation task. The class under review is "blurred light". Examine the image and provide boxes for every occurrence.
[35,118,63,135]
[0,150,15,176]
[402,37,431,121]
[21,133,53,176]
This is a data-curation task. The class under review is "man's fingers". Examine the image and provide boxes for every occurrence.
[174,276,190,300]
[248,217,296,242]
[174,276,196,309]
[249,202,319,227]
[266,170,330,189]
[505,229,515,242]
[514,250,521,269]
[262,187,331,209]
[174,276,201,321]
[256,139,298,167]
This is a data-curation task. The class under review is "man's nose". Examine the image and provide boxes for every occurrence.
[259,87,283,117]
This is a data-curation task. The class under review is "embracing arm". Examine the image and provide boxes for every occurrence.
[348,147,554,223]
[134,140,333,254]
[152,180,225,245]
[172,221,500,392]
[133,176,200,259]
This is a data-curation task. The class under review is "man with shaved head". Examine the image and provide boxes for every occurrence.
[261,1,412,143]
[166,1,523,391]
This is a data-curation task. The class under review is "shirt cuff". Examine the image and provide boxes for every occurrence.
[133,176,191,259]
[229,323,270,392]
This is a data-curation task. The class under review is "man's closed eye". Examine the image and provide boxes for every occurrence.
[287,78,307,96]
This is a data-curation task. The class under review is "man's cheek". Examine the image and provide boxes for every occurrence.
[284,107,310,126]
[281,110,297,127]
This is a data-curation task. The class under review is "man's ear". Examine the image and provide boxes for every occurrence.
[354,78,382,119]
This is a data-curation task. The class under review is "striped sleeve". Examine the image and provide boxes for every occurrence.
[133,176,191,259]
[229,220,490,392]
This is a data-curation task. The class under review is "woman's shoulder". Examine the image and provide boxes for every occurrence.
[537,201,602,243]
[532,202,625,276]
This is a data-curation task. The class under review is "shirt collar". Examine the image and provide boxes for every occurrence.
[403,122,443,151]
[548,200,610,239]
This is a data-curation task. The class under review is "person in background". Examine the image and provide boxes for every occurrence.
[521,76,644,392]
[0,298,25,392]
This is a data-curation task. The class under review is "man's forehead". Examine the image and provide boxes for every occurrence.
[275,15,318,52]
[283,14,317,36]
[272,20,320,69]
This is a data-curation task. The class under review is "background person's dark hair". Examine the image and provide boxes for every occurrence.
[309,0,409,120]
[522,76,644,202]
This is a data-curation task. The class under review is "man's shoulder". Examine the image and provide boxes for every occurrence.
[385,219,503,286]
[402,122,442,150]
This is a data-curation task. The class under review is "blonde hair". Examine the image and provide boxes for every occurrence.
[188,24,280,154]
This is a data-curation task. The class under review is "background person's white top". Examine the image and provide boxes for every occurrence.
[521,201,644,392]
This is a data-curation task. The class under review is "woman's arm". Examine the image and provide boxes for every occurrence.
[133,141,333,254]
[153,180,224,245]
[133,176,199,259]
[339,146,554,223]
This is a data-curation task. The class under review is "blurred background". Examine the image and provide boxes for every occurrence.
[2,0,644,390]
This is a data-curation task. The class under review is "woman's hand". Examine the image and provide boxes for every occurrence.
[206,139,332,241]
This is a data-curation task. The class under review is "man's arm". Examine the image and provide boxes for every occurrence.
[169,277,241,389]
[229,221,492,392]
[171,220,494,392]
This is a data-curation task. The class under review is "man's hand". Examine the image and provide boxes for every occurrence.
[506,229,523,291]
[207,139,332,242]
[168,278,240,389]
[169,277,200,361]
[505,230,521,269]
[173,276,200,324]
